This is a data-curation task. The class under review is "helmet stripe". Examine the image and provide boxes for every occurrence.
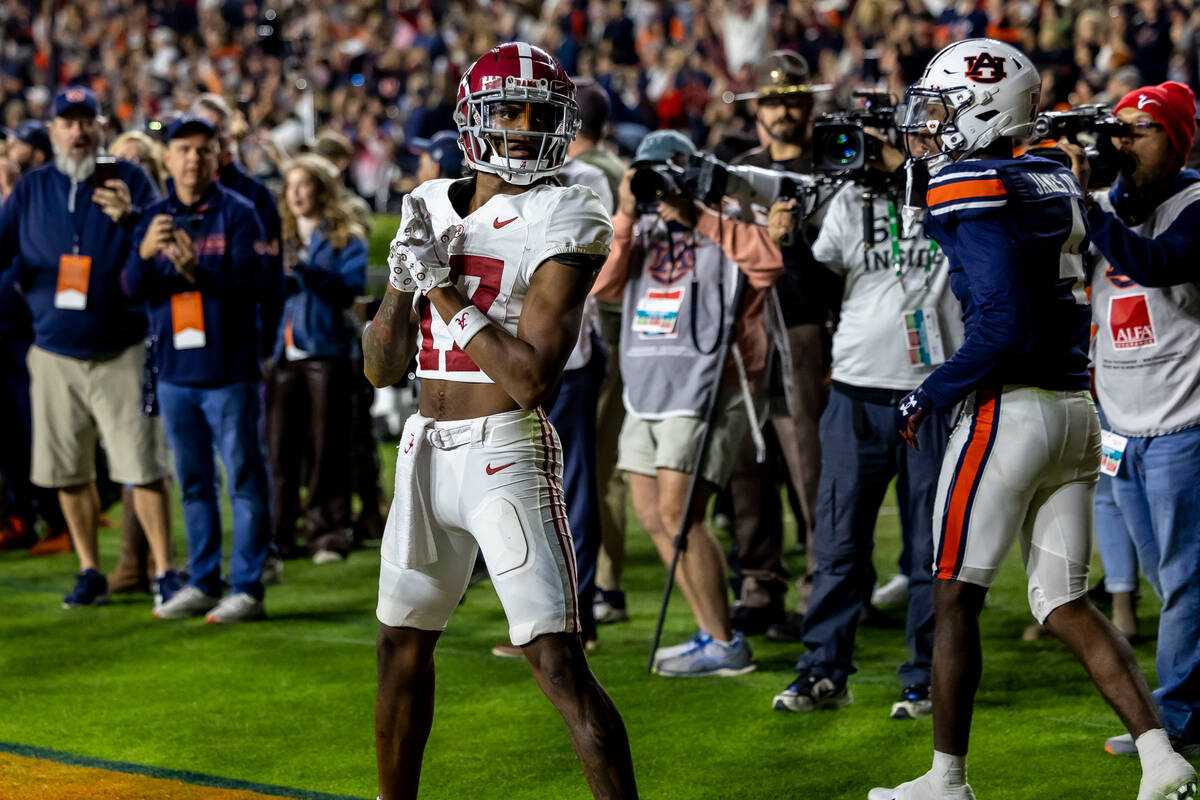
[516,41,533,80]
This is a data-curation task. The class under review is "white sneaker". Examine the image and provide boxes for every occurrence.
[593,600,629,624]
[872,574,910,608]
[1139,752,1197,800]
[154,585,220,619]
[868,771,976,800]
[654,632,755,677]
[205,592,266,623]
[652,631,705,665]
[312,549,345,565]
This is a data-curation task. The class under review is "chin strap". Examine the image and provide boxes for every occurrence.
[901,160,925,238]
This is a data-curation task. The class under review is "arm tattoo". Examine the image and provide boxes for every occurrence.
[363,291,412,385]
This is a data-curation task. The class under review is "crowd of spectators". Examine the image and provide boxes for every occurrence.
[3,0,1199,211]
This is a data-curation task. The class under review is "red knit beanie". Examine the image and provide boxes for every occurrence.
[1115,82,1198,163]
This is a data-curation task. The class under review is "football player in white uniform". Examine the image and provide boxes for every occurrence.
[363,43,638,800]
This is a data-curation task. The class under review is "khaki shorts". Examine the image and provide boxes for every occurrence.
[617,387,749,489]
[28,343,170,488]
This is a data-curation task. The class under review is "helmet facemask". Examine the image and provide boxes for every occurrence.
[455,77,580,186]
[898,87,975,176]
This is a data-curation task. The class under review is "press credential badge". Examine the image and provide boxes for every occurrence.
[1100,430,1128,477]
[903,308,945,368]
[632,287,685,338]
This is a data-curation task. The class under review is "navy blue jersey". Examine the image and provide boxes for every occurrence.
[918,155,1091,409]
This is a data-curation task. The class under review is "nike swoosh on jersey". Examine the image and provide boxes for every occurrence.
[493,216,519,228]
[486,461,517,475]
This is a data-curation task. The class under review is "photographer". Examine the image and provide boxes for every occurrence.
[1064,81,1200,758]
[591,130,783,676]
[0,87,176,609]
[770,133,962,719]
[724,51,842,634]
[123,116,273,623]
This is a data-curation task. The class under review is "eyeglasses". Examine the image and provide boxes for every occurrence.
[1116,120,1164,139]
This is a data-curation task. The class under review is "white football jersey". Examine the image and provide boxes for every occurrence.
[403,178,613,383]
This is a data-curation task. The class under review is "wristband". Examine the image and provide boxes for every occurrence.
[447,304,491,350]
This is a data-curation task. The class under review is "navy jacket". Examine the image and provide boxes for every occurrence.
[122,182,270,386]
[0,161,159,358]
[219,160,284,358]
[1089,169,1200,288]
[273,229,366,361]
[919,155,1091,409]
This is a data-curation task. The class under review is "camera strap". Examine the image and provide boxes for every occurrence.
[886,194,938,279]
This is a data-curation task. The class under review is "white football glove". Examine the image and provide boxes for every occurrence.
[386,194,463,295]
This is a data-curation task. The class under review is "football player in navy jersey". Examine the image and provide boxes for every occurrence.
[363,44,637,799]
[869,39,1196,800]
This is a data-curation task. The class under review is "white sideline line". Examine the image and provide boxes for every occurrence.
[1046,716,1112,729]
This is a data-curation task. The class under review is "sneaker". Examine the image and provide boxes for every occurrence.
[891,684,933,720]
[593,589,629,624]
[31,529,73,557]
[772,673,852,712]
[868,771,976,800]
[766,612,805,644]
[62,569,110,608]
[312,549,345,565]
[206,592,266,623]
[153,570,183,611]
[1139,753,1197,800]
[261,556,283,586]
[653,631,707,666]
[154,585,220,619]
[872,574,911,608]
[1109,733,1200,760]
[655,631,755,677]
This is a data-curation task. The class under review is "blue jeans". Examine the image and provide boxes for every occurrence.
[1094,405,1139,594]
[1110,425,1200,741]
[797,386,953,688]
[159,381,270,599]
[548,340,606,640]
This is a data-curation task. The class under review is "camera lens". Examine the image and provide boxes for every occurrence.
[630,167,671,205]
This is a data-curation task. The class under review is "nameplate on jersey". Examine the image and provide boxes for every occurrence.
[632,287,685,337]
[55,254,91,310]
[903,308,945,368]
[171,291,207,350]
[1024,171,1081,198]
[1100,430,1128,477]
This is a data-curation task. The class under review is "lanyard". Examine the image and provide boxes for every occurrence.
[886,194,938,279]
[67,179,92,255]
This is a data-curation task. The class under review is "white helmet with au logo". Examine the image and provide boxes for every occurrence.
[899,38,1041,174]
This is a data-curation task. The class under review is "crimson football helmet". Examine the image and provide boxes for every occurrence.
[454,42,580,185]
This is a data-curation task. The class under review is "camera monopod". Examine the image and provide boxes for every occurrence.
[646,267,752,674]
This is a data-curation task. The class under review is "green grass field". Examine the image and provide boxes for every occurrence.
[0,442,1176,800]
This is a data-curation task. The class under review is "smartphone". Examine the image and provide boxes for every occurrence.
[94,155,119,186]
[172,213,205,237]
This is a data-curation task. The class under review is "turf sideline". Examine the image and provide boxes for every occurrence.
[0,740,370,800]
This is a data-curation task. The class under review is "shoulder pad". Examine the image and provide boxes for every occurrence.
[925,163,1007,219]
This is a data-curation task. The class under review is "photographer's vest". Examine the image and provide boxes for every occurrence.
[620,216,741,419]
[1091,182,1200,437]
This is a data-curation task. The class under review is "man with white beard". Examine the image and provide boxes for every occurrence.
[0,86,178,610]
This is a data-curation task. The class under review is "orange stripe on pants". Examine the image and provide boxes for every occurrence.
[937,390,999,579]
